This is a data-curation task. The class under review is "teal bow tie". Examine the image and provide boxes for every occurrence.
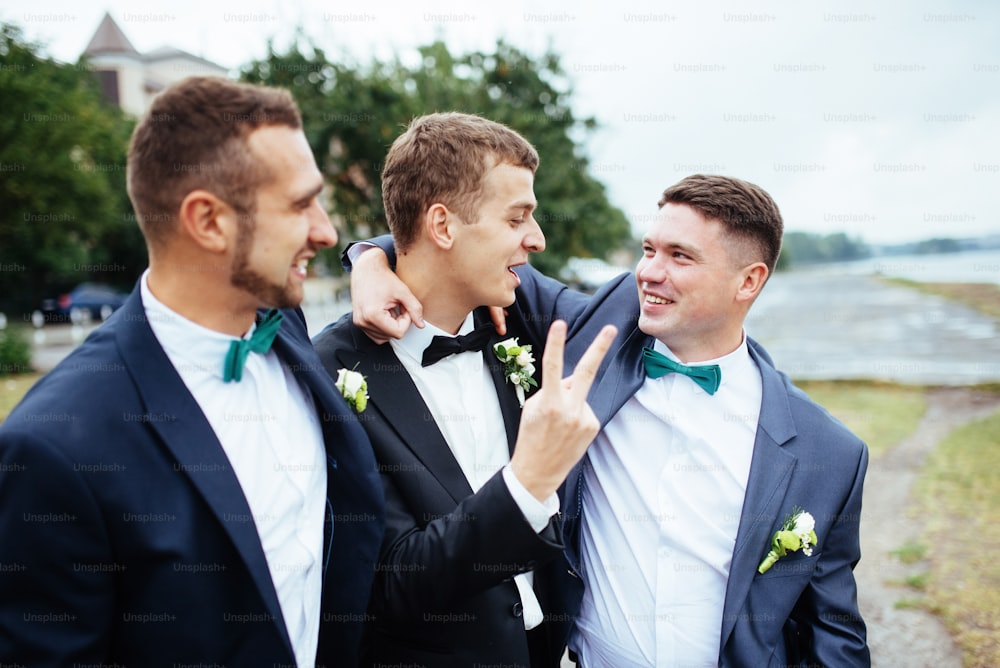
[642,346,721,395]
[223,310,284,383]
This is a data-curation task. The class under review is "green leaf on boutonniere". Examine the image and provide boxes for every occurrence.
[758,507,818,574]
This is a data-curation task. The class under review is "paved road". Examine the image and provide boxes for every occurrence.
[27,272,1000,385]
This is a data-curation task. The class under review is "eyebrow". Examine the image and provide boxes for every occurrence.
[506,200,537,212]
[293,183,325,207]
[643,237,701,258]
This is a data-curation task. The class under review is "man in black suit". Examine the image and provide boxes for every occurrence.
[313,113,615,667]
[0,77,384,667]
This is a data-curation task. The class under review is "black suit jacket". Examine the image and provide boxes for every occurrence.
[313,308,569,668]
[0,287,385,667]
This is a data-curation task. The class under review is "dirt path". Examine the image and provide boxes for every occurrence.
[855,387,1000,667]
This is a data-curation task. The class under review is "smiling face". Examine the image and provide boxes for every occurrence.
[230,125,336,309]
[450,162,544,310]
[636,202,758,362]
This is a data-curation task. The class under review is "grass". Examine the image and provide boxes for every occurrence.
[0,372,43,423]
[904,572,931,590]
[882,278,1000,321]
[912,408,1000,667]
[890,541,929,565]
[796,380,927,457]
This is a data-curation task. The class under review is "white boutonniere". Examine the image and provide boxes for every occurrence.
[757,507,818,574]
[335,368,368,413]
[493,337,537,407]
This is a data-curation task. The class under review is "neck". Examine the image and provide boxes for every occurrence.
[397,250,473,335]
[147,252,257,337]
[659,327,746,364]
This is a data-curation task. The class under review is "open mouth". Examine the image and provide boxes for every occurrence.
[508,264,523,286]
[644,293,673,305]
[293,258,309,279]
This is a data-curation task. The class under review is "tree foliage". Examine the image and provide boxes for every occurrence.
[241,38,633,275]
[0,23,141,315]
[779,231,871,268]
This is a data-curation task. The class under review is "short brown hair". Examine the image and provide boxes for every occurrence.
[381,113,539,252]
[126,76,302,246]
[658,174,783,273]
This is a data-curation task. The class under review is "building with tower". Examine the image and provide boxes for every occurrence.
[82,12,228,117]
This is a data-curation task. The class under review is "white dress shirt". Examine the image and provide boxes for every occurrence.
[570,335,762,667]
[141,272,327,668]
[390,314,559,630]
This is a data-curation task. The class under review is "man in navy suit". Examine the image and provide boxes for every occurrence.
[313,113,616,668]
[350,174,870,666]
[0,77,384,667]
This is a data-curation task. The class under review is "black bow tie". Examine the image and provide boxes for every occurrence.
[421,324,495,367]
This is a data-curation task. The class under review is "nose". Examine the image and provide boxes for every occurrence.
[524,215,546,253]
[309,202,337,249]
[636,253,666,285]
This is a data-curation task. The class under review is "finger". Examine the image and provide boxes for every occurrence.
[396,294,425,329]
[566,324,617,404]
[359,309,410,344]
[540,320,567,394]
[489,306,508,336]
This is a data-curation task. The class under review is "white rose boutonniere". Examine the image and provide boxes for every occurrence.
[493,337,537,407]
[757,507,818,574]
[335,368,368,413]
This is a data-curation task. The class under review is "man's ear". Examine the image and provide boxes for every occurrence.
[178,190,237,253]
[736,262,769,303]
[425,202,455,250]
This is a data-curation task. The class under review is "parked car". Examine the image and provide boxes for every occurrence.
[33,283,129,325]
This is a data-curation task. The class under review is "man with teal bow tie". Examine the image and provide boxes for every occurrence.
[0,77,384,667]
[348,173,870,667]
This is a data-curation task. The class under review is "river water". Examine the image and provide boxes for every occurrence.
[746,249,1000,385]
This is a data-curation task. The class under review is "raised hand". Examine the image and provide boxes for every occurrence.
[510,320,617,501]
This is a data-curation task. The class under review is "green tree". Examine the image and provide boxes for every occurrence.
[0,23,140,316]
[242,38,633,276]
[780,231,870,268]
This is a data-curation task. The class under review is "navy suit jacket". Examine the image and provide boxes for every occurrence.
[313,308,568,668]
[0,286,385,667]
[508,266,871,667]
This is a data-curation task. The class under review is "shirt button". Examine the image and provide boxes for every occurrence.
[512,602,523,618]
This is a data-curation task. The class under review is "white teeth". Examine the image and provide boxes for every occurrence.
[294,259,308,276]
[645,294,669,305]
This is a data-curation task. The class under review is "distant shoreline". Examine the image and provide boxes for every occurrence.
[784,247,1000,286]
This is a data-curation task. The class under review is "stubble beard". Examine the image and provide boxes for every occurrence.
[229,213,301,310]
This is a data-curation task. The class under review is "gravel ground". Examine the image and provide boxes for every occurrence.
[855,387,1000,667]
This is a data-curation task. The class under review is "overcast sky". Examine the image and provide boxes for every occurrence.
[7,0,998,246]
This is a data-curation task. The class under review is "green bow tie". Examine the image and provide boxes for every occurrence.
[223,310,284,383]
[642,346,722,395]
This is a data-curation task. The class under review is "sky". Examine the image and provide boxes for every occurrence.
[5,0,999,246]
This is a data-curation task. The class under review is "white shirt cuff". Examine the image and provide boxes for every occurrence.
[346,241,378,266]
[502,464,560,533]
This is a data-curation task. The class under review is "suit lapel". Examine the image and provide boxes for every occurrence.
[114,292,292,654]
[719,343,799,651]
[476,309,522,456]
[586,324,648,428]
[337,326,474,504]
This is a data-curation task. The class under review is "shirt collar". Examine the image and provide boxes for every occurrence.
[391,312,477,366]
[651,330,754,379]
[140,269,255,381]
